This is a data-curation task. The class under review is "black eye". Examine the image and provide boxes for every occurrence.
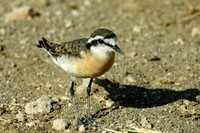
[98,39,104,44]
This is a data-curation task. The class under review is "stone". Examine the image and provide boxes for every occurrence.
[25,95,52,114]
[16,111,25,122]
[52,119,66,130]
[78,125,85,132]
[191,27,200,37]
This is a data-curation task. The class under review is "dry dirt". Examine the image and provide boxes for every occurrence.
[0,0,200,133]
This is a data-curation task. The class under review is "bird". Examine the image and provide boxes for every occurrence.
[36,28,124,129]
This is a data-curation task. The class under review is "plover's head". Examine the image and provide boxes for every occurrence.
[87,28,124,57]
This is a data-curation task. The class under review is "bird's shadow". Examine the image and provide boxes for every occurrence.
[94,78,200,108]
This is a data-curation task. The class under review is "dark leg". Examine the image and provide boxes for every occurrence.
[69,77,82,129]
[87,78,93,119]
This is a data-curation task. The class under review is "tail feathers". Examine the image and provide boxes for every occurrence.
[36,37,54,50]
[36,40,43,48]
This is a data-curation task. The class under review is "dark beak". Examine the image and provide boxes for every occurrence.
[114,45,125,55]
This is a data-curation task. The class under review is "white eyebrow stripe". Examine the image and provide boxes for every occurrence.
[104,38,116,46]
[87,36,104,43]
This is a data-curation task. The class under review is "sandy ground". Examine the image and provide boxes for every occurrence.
[0,0,200,132]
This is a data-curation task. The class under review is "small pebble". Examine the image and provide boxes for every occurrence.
[61,96,70,101]
[16,111,25,122]
[65,19,72,28]
[0,28,5,35]
[45,82,51,89]
[51,97,59,102]
[105,100,114,108]
[191,27,200,37]
[140,116,152,129]
[78,125,85,132]
[71,10,79,17]
[133,25,142,33]
[183,100,190,106]
[52,104,61,111]
[126,75,136,83]
[26,120,39,127]
[52,119,66,130]
[173,38,184,45]
[84,0,91,7]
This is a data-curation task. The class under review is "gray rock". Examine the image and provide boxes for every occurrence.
[25,95,52,114]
